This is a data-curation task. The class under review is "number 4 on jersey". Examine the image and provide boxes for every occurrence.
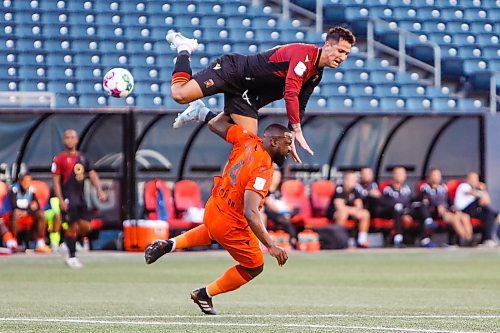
[228,160,244,186]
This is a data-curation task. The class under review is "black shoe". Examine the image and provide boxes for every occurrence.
[144,240,173,264]
[191,287,217,315]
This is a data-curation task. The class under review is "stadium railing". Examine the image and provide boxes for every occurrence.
[366,18,442,88]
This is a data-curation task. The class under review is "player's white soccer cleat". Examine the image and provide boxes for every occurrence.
[166,31,198,54]
[65,256,83,269]
[173,100,209,129]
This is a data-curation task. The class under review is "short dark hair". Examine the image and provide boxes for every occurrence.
[263,123,291,136]
[325,26,356,45]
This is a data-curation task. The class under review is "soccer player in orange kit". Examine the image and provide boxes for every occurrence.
[145,112,292,315]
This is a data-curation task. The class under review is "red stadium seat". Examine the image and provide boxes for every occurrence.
[31,180,50,210]
[446,179,482,228]
[281,180,329,228]
[144,179,196,231]
[310,180,335,218]
[0,181,8,212]
[173,179,203,218]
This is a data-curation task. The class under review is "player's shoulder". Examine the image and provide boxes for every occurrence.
[53,151,66,161]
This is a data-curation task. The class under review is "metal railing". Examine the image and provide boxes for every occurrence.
[252,0,323,33]
[367,18,441,88]
[490,72,499,114]
[0,91,56,108]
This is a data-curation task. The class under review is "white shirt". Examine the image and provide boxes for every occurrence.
[454,183,476,210]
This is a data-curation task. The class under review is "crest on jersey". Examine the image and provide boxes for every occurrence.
[213,63,221,70]
[294,61,307,77]
[204,79,214,88]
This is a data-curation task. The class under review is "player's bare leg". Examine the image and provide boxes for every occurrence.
[230,114,258,134]
[167,31,221,129]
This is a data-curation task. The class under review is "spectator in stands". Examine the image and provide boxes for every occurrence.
[383,167,435,247]
[52,129,107,268]
[454,172,498,247]
[420,168,473,246]
[326,171,370,248]
[356,167,382,215]
[263,168,298,247]
[6,173,50,252]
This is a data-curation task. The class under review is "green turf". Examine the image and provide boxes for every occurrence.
[1,249,500,332]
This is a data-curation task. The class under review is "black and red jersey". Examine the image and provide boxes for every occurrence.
[51,151,94,203]
[220,43,324,125]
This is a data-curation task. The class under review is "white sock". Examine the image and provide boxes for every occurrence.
[357,232,368,244]
[198,107,210,121]
[37,238,46,247]
[170,239,176,252]
[394,234,403,244]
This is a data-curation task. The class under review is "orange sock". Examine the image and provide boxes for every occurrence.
[173,224,211,249]
[206,265,253,297]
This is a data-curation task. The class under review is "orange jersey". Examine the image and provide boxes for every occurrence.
[211,125,274,224]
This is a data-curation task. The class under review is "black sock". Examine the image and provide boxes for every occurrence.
[65,236,77,257]
[204,111,217,123]
[172,51,192,78]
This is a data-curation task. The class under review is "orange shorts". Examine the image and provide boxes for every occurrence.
[203,197,264,269]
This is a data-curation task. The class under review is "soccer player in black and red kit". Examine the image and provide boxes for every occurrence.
[52,129,107,268]
[166,26,355,163]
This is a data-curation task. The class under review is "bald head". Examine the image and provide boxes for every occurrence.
[63,129,79,152]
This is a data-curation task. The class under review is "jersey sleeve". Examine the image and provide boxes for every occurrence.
[225,125,251,146]
[51,155,63,175]
[284,46,313,125]
[245,165,274,198]
[83,155,95,173]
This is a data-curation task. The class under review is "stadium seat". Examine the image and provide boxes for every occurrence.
[143,179,197,233]
[173,180,204,217]
[310,180,336,218]
[281,180,329,228]
[445,179,482,228]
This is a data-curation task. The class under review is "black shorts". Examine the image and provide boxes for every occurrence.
[63,201,91,225]
[193,54,260,119]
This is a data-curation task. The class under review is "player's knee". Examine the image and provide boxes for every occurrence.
[243,264,264,278]
[171,87,189,104]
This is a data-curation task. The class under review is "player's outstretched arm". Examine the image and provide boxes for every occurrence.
[243,190,288,266]
[207,112,233,140]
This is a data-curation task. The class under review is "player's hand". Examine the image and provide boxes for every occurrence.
[268,244,288,266]
[292,129,314,164]
[98,190,107,202]
[60,200,68,212]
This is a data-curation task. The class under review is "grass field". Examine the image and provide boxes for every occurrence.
[1,248,500,333]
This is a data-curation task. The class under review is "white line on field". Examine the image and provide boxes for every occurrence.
[61,314,500,319]
[0,317,494,333]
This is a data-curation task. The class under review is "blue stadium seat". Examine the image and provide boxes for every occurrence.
[354,97,380,111]
[406,97,432,111]
[79,94,107,107]
[432,97,457,111]
[327,96,354,110]
[380,97,406,111]
[19,51,46,65]
[457,99,483,111]
[75,67,103,80]
[55,93,80,107]
[463,59,489,75]
[375,84,401,97]
[47,66,73,80]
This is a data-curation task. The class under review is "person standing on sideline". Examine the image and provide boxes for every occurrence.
[52,129,107,268]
